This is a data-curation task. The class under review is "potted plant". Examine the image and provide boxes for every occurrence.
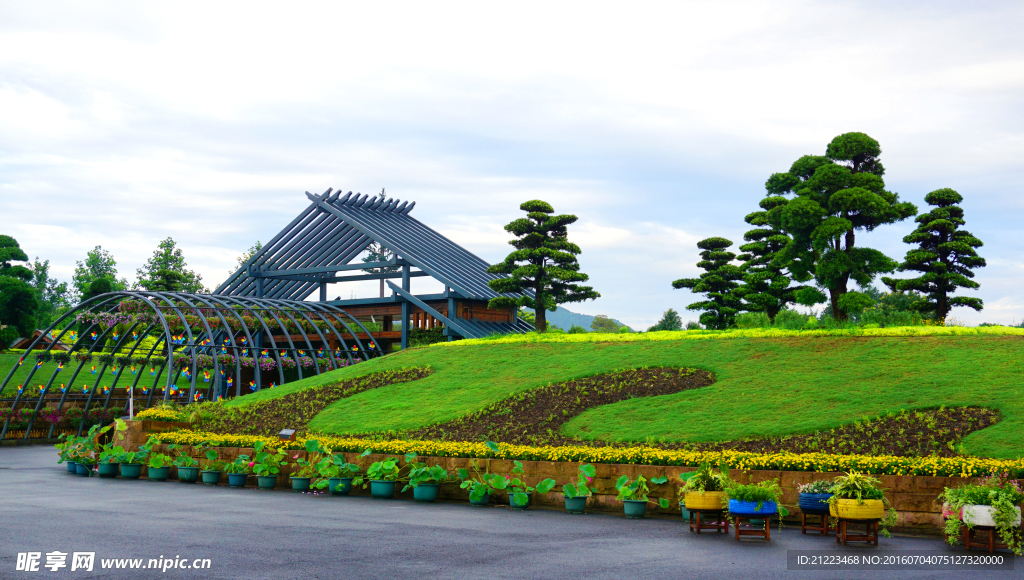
[561,464,597,514]
[312,453,362,496]
[362,449,406,499]
[225,455,251,488]
[97,444,125,478]
[168,444,201,483]
[615,475,670,518]
[147,451,173,481]
[201,450,225,485]
[55,434,77,472]
[252,441,288,490]
[75,455,96,477]
[290,441,328,492]
[680,462,730,512]
[725,479,790,524]
[404,458,450,503]
[828,472,898,536]
[940,473,1024,555]
[489,460,556,510]
[797,480,834,513]
[458,461,502,507]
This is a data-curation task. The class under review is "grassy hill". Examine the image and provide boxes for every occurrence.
[219,328,1024,459]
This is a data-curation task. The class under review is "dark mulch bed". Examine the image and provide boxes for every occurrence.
[198,368,432,437]
[409,368,715,446]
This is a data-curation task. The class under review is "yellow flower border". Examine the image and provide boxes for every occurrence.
[155,430,1024,478]
[135,407,186,421]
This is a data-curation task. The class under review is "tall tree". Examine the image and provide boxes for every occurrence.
[590,315,620,333]
[765,132,917,320]
[73,245,127,301]
[0,235,39,339]
[672,237,744,330]
[882,188,985,321]
[736,196,810,323]
[487,200,600,332]
[647,308,683,332]
[29,258,71,328]
[135,237,206,293]
[230,240,263,274]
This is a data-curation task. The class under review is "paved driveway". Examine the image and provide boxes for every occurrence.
[0,445,1017,579]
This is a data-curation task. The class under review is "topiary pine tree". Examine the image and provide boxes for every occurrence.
[487,200,600,332]
[765,132,917,320]
[736,196,809,323]
[647,308,683,331]
[882,188,985,321]
[672,237,744,330]
[0,235,39,337]
[136,237,205,293]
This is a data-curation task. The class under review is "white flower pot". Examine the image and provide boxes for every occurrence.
[962,504,1022,527]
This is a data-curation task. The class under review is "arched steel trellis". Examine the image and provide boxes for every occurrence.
[0,292,380,440]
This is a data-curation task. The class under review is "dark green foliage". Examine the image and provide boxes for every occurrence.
[73,246,127,301]
[487,200,600,331]
[672,237,744,330]
[29,259,70,329]
[409,327,444,348]
[765,133,917,320]
[737,197,805,322]
[82,277,115,302]
[882,188,985,321]
[0,235,38,337]
[567,325,588,334]
[590,314,620,333]
[648,308,683,332]
[135,237,205,293]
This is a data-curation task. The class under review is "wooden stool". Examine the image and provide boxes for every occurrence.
[732,514,776,541]
[689,509,729,534]
[835,518,879,546]
[801,510,832,535]
[964,526,1010,554]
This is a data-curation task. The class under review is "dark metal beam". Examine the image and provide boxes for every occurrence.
[387,281,479,339]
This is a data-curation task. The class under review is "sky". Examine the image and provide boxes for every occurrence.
[1,1,1022,329]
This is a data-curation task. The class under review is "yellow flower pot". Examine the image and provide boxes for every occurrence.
[684,491,727,510]
[829,498,885,519]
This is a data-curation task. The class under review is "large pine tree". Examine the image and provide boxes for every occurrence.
[672,237,744,330]
[736,196,808,322]
[135,237,205,293]
[487,200,600,331]
[882,188,985,321]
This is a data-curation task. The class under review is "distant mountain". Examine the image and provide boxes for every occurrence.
[546,307,627,331]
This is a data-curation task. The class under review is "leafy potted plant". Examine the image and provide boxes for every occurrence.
[97,444,125,478]
[828,472,898,536]
[201,450,225,485]
[488,460,556,510]
[168,444,201,483]
[55,434,77,472]
[289,441,328,492]
[615,474,670,518]
[118,447,150,480]
[362,449,406,499]
[75,455,96,477]
[680,462,730,511]
[458,461,502,506]
[940,473,1023,555]
[404,458,450,503]
[147,451,173,481]
[252,441,288,490]
[561,464,597,514]
[311,453,361,496]
[798,480,834,513]
[225,455,251,488]
[725,479,790,521]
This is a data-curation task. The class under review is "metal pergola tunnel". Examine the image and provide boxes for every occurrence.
[0,291,380,440]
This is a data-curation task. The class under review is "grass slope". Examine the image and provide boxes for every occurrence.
[280,334,1024,459]
[0,353,195,396]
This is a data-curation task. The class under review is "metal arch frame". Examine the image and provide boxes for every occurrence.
[0,291,379,441]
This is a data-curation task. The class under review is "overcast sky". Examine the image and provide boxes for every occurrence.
[2,1,1022,329]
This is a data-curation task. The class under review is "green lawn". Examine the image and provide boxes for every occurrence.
[0,353,199,397]
[221,333,1023,459]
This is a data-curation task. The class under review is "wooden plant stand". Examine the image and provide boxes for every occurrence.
[732,514,776,542]
[835,518,879,546]
[801,510,832,536]
[689,509,729,534]
[964,526,1010,554]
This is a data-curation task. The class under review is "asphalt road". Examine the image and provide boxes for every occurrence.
[0,445,1018,580]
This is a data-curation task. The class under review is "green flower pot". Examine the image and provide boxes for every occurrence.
[290,477,311,491]
[257,475,277,490]
[66,462,78,473]
[148,466,170,481]
[98,463,119,478]
[623,500,648,519]
[76,463,94,477]
[201,471,222,485]
[413,483,440,502]
[120,464,143,479]
[370,480,396,499]
[509,492,532,510]
[177,467,200,483]
[227,473,247,488]
[469,492,491,506]
[564,496,587,514]
[329,477,353,496]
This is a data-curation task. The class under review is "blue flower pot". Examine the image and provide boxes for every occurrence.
[228,473,247,488]
[329,477,353,496]
[120,464,143,479]
[257,475,277,489]
[680,505,691,520]
[565,496,587,514]
[76,463,94,477]
[469,491,490,506]
[67,462,78,473]
[623,500,648,519]
[148,466,170,481]
[798,492,832,514]
[370,480,396,499]
[509,492,532,510]
[201,471,221,485]
[177,467,200,483]
[98,463,119,478]
[728,499,777,515]
[413,483,440,502]
[290,477,311,491]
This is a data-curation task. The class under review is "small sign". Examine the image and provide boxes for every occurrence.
[278,429,296,441]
